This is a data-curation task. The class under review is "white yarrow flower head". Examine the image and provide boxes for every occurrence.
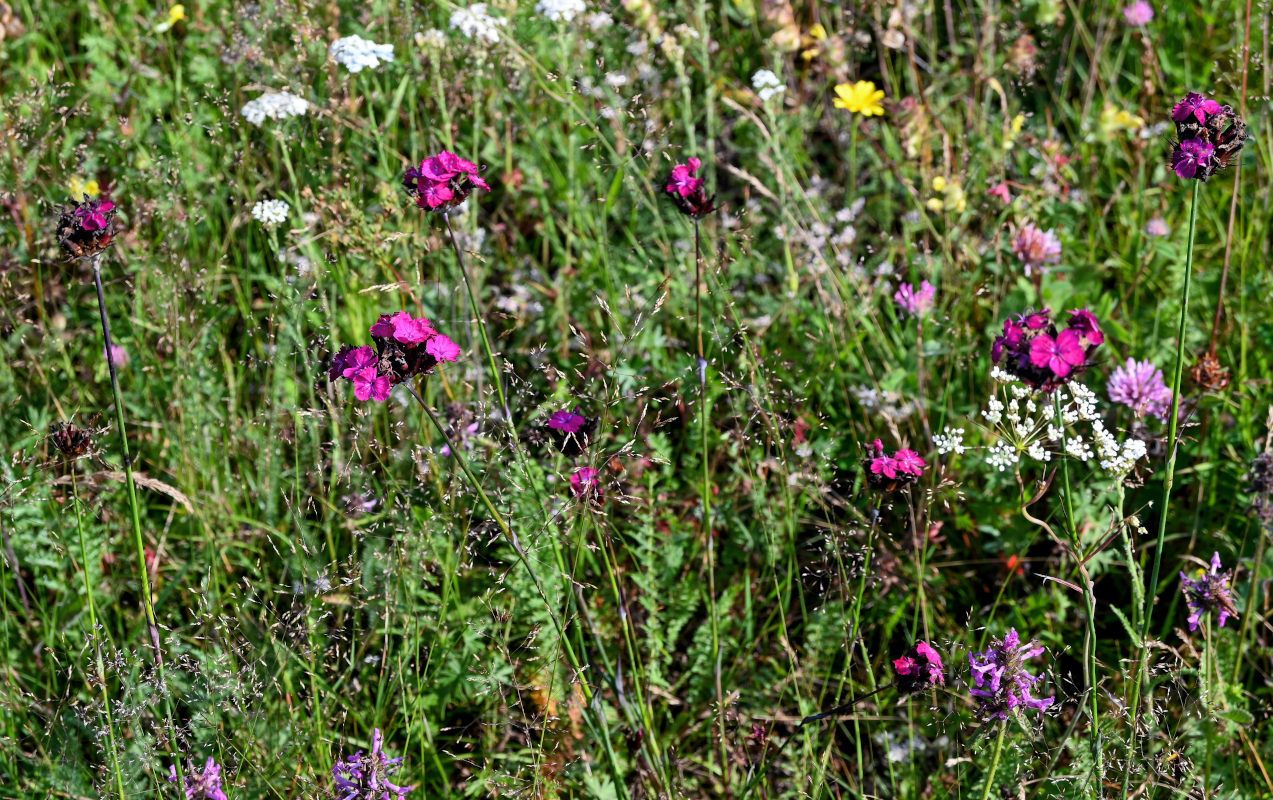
[536,0,586,22]
[751,69,784,102]
[414,29,447,49]
[450,4,506,44]
[251,199,289,228]
[330,35,395,73]
[241,92,310,126]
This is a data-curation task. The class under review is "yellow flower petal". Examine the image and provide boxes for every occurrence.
[168,4,185,22]
[809,23,827,40]
[931,176,947,192]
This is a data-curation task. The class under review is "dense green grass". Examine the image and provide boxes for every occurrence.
[3,0,1273,797]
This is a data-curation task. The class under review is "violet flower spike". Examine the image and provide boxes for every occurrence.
[332,728,414,800]
[168,756,229,800]
[1179,552,1238,632]
[968,628,1055,720]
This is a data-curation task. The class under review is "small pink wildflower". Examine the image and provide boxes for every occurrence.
[987,182,1012,203]
[893,280,936,317]
[1029,328,1086,378]
[570,467,603,500]
[1145,217,1169,237]
[1172,92,1223,125]
[403,151,491,211]
[1122,1,1153,25]
[667,157,703,197]
[1012,223,1062,276]
[1172,139,1214,179]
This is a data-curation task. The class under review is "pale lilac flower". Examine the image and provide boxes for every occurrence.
[1122,1,1153,25]
[1179,552,1238,631]
[893,280,936,317]
[1012,223,1062,276]
[1145,217,1169,237]
[168,756,229,800]
[1108,358,1172,420]
[333,728,413,800]
[104,344,129,368]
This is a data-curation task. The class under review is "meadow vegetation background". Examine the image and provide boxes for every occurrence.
[2,0,1272,798]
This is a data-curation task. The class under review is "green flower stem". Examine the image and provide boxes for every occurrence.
[980,719,1007,800]
[91,254,185,793]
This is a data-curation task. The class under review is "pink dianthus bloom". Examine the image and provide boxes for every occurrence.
[1172,92,1223,125]
[403,151,491,211]
[1172,139,1214,179]
[1029,328,1086,378]
[570,467,603,500]
[667,157,703,197]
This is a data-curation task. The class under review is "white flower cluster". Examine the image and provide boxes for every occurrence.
[536,0,586,22]
[449,4,506,44]
[976,380,1147,476]
[414,29,447,49]
[934,426,966,455]
[329,35,394,73]
[751,69,784,102]
[241,92,310,125]
[251,198,289,228]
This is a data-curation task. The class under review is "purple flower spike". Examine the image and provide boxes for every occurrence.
[168,756,229,800]
[969,628,1055,720]
[1179,552,1239,632]
[333,728,414,800]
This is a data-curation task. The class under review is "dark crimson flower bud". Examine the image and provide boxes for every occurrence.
[57,195,117,259]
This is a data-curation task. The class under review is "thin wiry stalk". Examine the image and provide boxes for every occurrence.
[979,719,1007,800]
[90,254,185,793]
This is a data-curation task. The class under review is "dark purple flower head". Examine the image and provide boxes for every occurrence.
[1172,139,1214,179]
[403,151,491,211]
[992,308,1103,392]
[547,409,596,456]
[969,628,1054,720]
[892,640,945,695]
[331,312,459,403]
[1179,552,1238,631]
[570,466,603,500]
[664,157,716,218]
[333,729,413,800]
[1172,92,1223,125]
[168,756,229,800]
[57,195,117,259]
[49,420,95,459]
[864,439,926,492]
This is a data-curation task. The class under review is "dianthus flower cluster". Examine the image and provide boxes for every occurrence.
[402,151,491,210]
[1170,92,1247,180]
[1179,552,1238,632]
[664,157,715,218]
[892,641,945,695]
[57,195,117,259]
[547,409,595,457]
[992,308,1104,392]
[969,628,1054,720]
[864,438,926,491]
[333,729,414,800]
[330,312,460,402]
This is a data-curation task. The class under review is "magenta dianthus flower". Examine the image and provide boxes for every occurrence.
[1011,223,1062,276]
[1108,358,1172,420]
[1172,92,1223,125]
[864,439,926,491]
[1172,139,1214,179]
[992,307,1103,391]
[892,640,945,695]
[57,195,117,259]
[894,280,936,317]
[570,466,603,500]
[330,312,459,402]
[969,628,1054,720]
[403,151,491,211]
[1179,552,1238,632]
[1169,93,1247,182]
[333,729,414,800]
[547,409,595,456]
[664,157,715,218]
[1122,1,1153,25]
[168,756,229,800]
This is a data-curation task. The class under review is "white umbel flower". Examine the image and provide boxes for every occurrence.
[251,199,289,228]
[330,35,395,73]
[751,69,784,102]
[536,0,586,22]
[449,4,506,43]
[241,92,310,125]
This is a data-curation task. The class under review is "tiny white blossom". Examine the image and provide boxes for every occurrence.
[241,92,310,125]
[604,72,629,88]
[586,12,613,29]
[329,35,394,73]
[251,199,289,228]
[751,69,785,102]
[415,29,447,49]
[450,4,506,43]
[536,0,586,22]
[934,427,966,456]
[987,441,1019,472]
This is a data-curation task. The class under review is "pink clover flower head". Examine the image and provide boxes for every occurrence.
[58,195,117,259]
[403,151,491,211]
[993,307,1103,392]
[1179,552,1238,632]
[1108,358,1173,420]
[1012,223,1062,276]
[1122,0,1154,25]
[893,640,945,694]
[1172,139,1214,179]
[864,439,925,491]
[893,280,937,317]
[333,311,457,402]
[1172,92,1223,125]
[168,756,229,800]
[570,467,603,500]
[664,156,715,218]
[332,728,414,800]
[1145,216,1169,237]
[104,343,130,368]
[969,628,1054,720]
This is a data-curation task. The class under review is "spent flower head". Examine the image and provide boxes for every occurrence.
[1179,552,1238,631]
[57,195,117,259]
[969,628,1054,720]
[333,729,414,800]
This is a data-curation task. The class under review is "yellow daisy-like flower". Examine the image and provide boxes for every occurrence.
[68,176,100,198]
[809,23,827,41]
[931,176,948,193]
[833,81,885,117]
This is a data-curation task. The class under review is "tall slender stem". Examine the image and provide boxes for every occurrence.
[979,720,1007,800]
[91,255,185,791]
[444,213,509,418]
